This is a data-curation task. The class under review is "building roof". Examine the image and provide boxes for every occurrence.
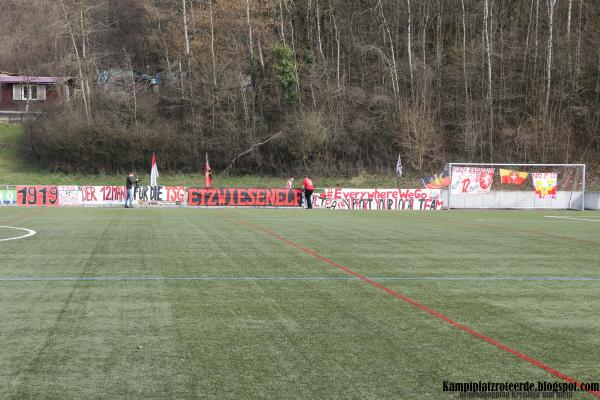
[0,75,72,84]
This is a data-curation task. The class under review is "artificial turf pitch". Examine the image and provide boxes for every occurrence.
[0,207,599,399]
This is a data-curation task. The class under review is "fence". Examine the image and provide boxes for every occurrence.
[1,184,599,210]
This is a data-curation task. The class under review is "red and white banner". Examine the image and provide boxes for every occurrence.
[150,152,159,186]
[532,172,558,199]
[312,188,444,210]
[450,167,495,194]
[75,186,186,206]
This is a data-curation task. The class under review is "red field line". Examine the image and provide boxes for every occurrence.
[237,219,600,398]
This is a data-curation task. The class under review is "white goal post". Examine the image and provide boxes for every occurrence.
[446,163,586,210]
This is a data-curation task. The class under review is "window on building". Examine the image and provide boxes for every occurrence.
[22,85,38,100]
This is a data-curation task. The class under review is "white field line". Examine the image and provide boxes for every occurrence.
[544,216,600,222]
[0,276,599,282]
[0,226,37,242]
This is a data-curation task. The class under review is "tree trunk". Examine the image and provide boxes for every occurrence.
[406,0,414,101]
[284,0,301,103]
[545,0,557,116]
[209,0,217,89]
[246,0,254,59]
[566,0,573,82]
[483,0,494,161]
[182,0,190,57]
[378,0,399,102]
[461,0,468,103]
[574,0,583,90]
[315,0,323,59]
[332,12,340,90]
[59,0,90,121]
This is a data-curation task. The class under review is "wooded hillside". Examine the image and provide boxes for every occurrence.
[1,0,598,175]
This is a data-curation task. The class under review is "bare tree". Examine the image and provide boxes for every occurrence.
[209,0,217,89]
[123,49,137,125]
[181,0,194,101]
[406,0,415,101]
[315,0,323,59]
[278,1,286,45]
[522,0,535,106]
[376,0,399,101]
[533,0,540,83]
[58,0,91,121]
[483,0,494,160]
[461,0,468,103]
[566,0,573,80]
[544,0,557,116]
[182,0,190,58]
[246,0,254,59]
[574,0,583,90]
[331,11,340,90]
[284,0,301,102]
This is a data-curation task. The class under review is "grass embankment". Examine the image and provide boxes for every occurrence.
[0,124,420,187]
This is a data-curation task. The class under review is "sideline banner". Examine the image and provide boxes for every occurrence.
[16,185,58,206]
[312,188,444,210]
[0,187,17,205]
[80,185,127,205]
[78,185,186,206]
[188,188,303,207]
[450,167,494,194]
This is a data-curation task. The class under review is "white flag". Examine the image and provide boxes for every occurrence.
[395,154,403,177]
[150,152,159,186]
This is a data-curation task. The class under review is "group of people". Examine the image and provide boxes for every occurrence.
[287,175,314,209]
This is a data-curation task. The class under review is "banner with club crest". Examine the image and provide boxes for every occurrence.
[450,167,495,194]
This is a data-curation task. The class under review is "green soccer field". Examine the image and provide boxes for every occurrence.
[1,207,599,399]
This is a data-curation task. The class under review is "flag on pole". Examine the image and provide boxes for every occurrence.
[150,152,159,186]
[395,154,403,177]
[286,176,294,189]
[204,152,213,188]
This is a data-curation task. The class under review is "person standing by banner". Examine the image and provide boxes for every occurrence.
[286,176,294,189]
[302,175,314,209]
[125,172,136,208]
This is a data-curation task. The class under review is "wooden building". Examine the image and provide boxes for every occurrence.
[0,74,73,123]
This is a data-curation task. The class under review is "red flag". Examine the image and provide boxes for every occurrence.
[204,152,213,188]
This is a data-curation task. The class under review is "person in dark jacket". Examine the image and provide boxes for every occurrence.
[125,172,136,208]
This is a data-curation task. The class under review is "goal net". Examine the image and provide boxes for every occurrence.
[446,163,586,210]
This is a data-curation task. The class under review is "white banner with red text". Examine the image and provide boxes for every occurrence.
[312,188,444,210]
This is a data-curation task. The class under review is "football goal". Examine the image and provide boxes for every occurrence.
[446,163,586,210]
